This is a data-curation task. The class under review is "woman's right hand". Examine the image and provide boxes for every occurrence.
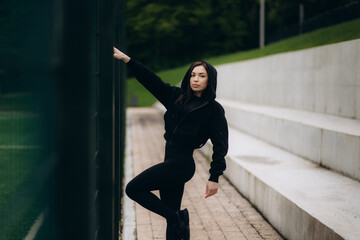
[113,47,131,63]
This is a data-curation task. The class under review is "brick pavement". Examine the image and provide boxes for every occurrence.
[128,107,283,240]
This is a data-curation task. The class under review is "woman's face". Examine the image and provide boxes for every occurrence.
[190,65,208,97]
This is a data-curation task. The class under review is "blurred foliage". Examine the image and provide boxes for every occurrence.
[127,17,360,107]
[126,0,257,71]
[266,0,357,34]
[125,0,357,71]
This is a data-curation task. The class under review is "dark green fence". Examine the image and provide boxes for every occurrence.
[0,0,126,239]
[267,1,360,44]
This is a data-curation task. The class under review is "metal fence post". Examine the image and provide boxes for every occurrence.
[97,0,116,238]
[52,0,95,239]
[112,0,126,238]
[259,0,265,48]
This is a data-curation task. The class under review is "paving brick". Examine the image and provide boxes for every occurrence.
[137,224,153,239]
[207,230,226,240]
[223,231,247,240]
[136,210,151,225]
[127,108,283,240]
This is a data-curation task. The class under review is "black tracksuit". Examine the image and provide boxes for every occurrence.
[125,59,228,226]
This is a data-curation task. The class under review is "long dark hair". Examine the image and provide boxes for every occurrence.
[175,61,209,106]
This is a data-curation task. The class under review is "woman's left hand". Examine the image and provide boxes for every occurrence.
[205,181,218,198]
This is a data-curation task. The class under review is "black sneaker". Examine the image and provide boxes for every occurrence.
[176,208,190,240]
[166,223,182,240]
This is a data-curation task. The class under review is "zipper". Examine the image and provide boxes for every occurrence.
[168,100,209,145]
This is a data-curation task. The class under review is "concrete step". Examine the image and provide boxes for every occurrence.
[199,126,360,240]
[215,39,360,120]
[218,98,360,181]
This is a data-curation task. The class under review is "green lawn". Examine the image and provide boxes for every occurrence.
[127,18,360,107]
[0,113,41,145]
[0,148,44,240]
[0,93,39,112]
[0,113,43,239]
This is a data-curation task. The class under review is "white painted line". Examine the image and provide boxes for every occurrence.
[122,110,137,240]
[0,145,42,149]
[24,210,44,240]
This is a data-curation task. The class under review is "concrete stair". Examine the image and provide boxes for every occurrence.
[197,39,360,240]
[199,124,360,240]
[218,98,360,181]
[215,39,360,120]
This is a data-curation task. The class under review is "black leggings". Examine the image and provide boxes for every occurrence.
[125,143,195,224]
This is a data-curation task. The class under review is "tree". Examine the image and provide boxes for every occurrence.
[125,0,255,70]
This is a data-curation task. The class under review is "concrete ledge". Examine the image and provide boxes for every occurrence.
[122,110,137,240]
[219,98,360,181]
[200,126,360,240]
[215,39,360,120]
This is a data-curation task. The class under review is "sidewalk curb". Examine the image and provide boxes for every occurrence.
[122,110,137,240]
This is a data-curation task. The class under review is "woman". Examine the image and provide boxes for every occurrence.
[113,47,228,240]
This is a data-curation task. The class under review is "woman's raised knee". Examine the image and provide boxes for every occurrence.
[125,181,136,199]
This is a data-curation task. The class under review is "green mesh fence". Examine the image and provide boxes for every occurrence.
[0,0,125,239]
[0,1,51,239]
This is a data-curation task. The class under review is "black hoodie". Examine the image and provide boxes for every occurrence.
[127,59,228,182]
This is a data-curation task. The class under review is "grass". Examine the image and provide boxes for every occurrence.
[0,148,44,240]
[0,113,41,145]
[0,93,39,112]
[127,18,360,107]
[0,112,43,239]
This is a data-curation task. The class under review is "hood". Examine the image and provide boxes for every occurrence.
[180,60,217,101]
